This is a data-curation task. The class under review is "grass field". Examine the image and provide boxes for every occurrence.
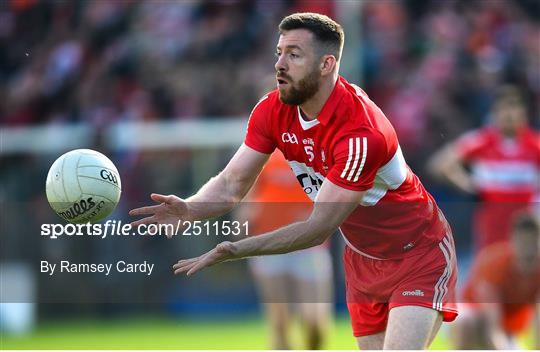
[0,315,535,350]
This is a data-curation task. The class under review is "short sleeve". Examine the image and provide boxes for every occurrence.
[326,131,387,191]
[454,130,487,161]
[244,95,276,154]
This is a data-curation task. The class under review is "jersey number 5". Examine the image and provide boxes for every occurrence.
[304,146,314,162]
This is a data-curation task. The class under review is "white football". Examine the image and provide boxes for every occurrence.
[45,149,121,224]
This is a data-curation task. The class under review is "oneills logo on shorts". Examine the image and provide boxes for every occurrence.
[282,132,298,144]
[402,289,425,297]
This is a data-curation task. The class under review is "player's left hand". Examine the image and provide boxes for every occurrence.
[172,241,236,276]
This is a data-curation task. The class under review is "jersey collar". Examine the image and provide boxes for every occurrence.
[297,107,320,130]
[316,76,348,126]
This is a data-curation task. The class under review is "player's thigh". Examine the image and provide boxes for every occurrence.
[249,256,295,331]
[384,305,442,350]
[255,278,292,330]
[249,256,292,303]
[262,302,291,331]
[356,331,385,350]
[427,314,443,346]
[298,302,333,330]
[291,247,333,295]
[295,275,333,304]
[292,248,333,325]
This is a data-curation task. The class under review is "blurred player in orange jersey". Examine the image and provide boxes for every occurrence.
[240,151,333,349]
[453,213,540,349]
[429,86,540,252]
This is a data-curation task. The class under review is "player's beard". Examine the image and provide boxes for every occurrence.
[278,67,321,106]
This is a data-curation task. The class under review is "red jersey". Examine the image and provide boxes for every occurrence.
[455,127,540,249]
[455,126,540,202]
[244,76,450,259]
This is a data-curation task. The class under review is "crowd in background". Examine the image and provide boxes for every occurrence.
[2,1,538,137]
[1,0,304,126]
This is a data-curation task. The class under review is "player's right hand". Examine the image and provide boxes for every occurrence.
[129,193,190,237]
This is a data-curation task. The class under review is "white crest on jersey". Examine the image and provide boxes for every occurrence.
[281,132,299,144]
[340,137,368,182]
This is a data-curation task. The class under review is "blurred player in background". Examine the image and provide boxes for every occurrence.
[242,151,333,349]
[131,13,457,349]
[453,213,540,350]
[429,86,540,251]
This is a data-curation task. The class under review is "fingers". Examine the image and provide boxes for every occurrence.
[172,243,233,277]
[173,252,213,276]
[186,260,211,276]
[129,193,174,216]
[129,204,162,216]
[173,257,199,271]
[173,258,208,276]
[130,216,156,228]
[151,193,174,204]
[173,258,199,275]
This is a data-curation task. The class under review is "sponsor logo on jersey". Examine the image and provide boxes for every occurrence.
[287,160,325,200]
[296,173,323,195]
[281,132,298,144]
[302,138,314,146]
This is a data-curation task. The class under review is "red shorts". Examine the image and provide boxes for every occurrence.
[344,233,458,337]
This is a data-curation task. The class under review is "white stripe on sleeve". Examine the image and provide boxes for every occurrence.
[346,137,361,181]
[353,137,368,182]
[340,138,354,179]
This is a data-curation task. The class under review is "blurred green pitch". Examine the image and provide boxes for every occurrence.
[0,315,535,349]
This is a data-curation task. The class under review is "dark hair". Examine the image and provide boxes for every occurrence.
[279,12,344,61]
[513,212,540,237]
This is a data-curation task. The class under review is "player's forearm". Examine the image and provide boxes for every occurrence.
[443,166,475,194]
[429,148,475,194]
[229,219,332,258]
[185,172,245,221]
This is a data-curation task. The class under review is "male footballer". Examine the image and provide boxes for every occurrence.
[130,13,458,349]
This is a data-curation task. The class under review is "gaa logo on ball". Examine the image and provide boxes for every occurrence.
[45,149,122,224]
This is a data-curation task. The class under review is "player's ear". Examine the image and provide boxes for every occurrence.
[320,55,336,76]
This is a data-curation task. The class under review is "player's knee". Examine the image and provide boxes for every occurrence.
[357,332,385,350]
[384,306,440,349]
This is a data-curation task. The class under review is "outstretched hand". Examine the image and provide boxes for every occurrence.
[129,193,189,237]
[173,241,236,276]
